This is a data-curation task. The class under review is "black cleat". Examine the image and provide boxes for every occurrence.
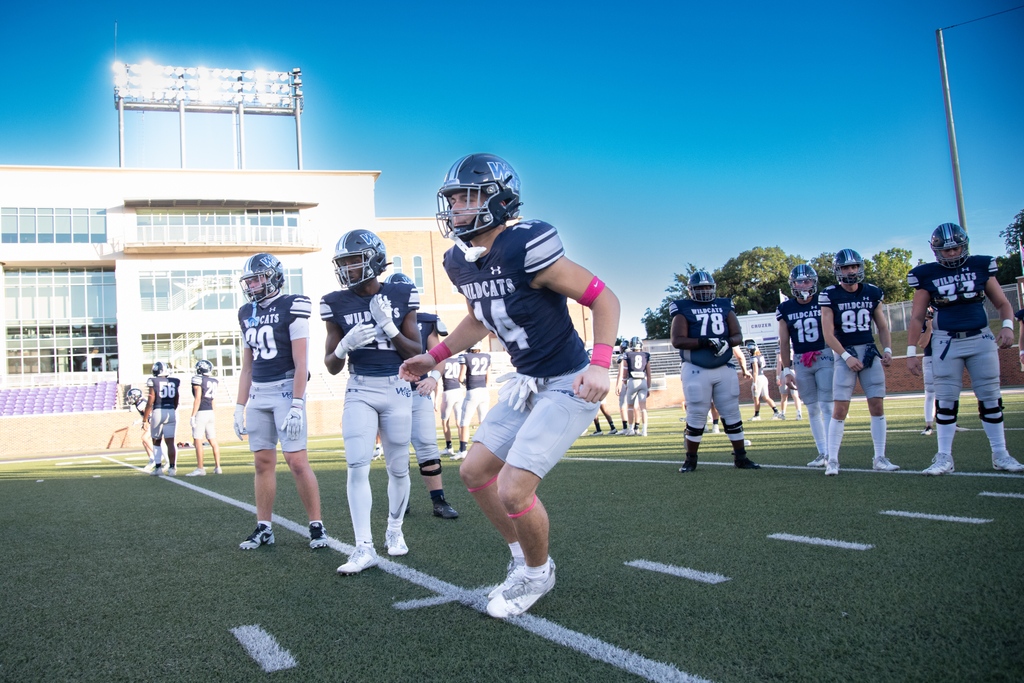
[432,497,459,519]
[678,459,698,473]
[734,457,761,469]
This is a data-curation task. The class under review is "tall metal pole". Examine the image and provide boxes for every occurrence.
[237,102,246,170]
[117,97,125,168]
[294,103,303,170]
[936,28,968,230]
[178,99,187,168]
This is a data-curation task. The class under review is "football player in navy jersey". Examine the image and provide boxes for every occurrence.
[323,231,423,574]
[186,359,222,476]
[439,356,465,455]
[906,224,1023,474]
[671,270,759,473]
[233,253,328,552]
[454,344,491,458]
[399,153,619,619]
[617,337,651,436]
[142,361,180,476]
[819,249,900,475]
[127,387,158,470]
[383,272,459,519]
[777,264,834,466]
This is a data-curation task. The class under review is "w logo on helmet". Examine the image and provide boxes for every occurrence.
[487,160,519,192]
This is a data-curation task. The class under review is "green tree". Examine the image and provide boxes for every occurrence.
[995,254,1022,285]
[864,247,913,302]
[998,209,1024,254]
[807,252,837,291]
[712,246,803,313]
[642,264,699,339]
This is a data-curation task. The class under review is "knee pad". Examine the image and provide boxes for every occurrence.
[685,424,705,443]
[418,458,442,478]
[385,464,410,479]
[723,420,743,436]
[980,398,1003,424]
[936,400,958,425]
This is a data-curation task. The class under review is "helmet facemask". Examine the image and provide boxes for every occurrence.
[333,252,376,289]
[240,271,280,303]
[930,223,970,269]
[790,277,818,302]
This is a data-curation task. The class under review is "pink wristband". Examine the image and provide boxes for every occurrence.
[577,276,606,308]
[428,341,452,364]
[590,343,613,369]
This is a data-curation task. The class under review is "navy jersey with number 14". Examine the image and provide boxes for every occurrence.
[443,220,587,377]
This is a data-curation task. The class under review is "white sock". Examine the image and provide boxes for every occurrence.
[981,423,1007,454]
[509,541,525,562]
[806,403,827,455]
[386,466,410,523]
[524,558,551,580]
[346,464,373,546]
[924,390,936,426]
[936,422,956,455]
[258,520,272,530]
[153,445,162,463]
[870,415,887,460]
[827,419,845,463]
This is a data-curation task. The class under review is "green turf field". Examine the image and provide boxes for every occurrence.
[2,393,1023,682]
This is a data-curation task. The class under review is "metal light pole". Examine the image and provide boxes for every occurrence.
[935,28,968,231]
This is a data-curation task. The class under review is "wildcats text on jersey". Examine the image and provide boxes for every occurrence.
[835,300,875,312]
[458,278,517,300]
[246,312,280,328]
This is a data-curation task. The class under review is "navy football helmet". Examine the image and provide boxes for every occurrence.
[930,223,970,268]
[383,271,417,292]
[789,264,819,302]
[127,387,143,404]
[333,229,387,289]
[151,361,168,377]
[832,249,865,285]
[630,336,643,351]
[436,153,522,241]
[195,359,213,376]
[619,340,628,353]
[240,253,285,303]
[687,271,716,303]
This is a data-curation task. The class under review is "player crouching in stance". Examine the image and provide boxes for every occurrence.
[400,153,619,619]
[819,249,900,476]
[906,224,1024,475]
[671,271,759,472]
[323,230,423,574]
[233,253,328,551]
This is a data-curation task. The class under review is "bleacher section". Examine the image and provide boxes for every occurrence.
[0,381,120,416]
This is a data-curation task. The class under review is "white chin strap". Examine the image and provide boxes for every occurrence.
[453,236,486,263]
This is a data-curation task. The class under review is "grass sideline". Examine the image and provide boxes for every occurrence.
[1,394,1023,682]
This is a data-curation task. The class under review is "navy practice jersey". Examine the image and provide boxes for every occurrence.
[463,352,491,389]
[907,255,995,332]
[320,281,419,377]
[818,283,883,347]
[623,350,650,379]
[669,297,736,369]
[443,219,587,377]
[238,294,312,383]
[146,375,181,409]
[412,312,445,388]
[191,374,219,411]
[776,298,826,354]
[441,357,464,391]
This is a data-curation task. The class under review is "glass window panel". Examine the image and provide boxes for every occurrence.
[37,214,54,243]
[413,256,424,289]
[73,213,89,243]
[2,212,18,243]
[90,213,106,243]
[19,214,35,243]
[392,256,403,273]
[70,285,86,317]
[55,211,72,243]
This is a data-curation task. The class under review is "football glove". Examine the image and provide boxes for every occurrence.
[706,338,730,356]
[280,399,304,440]
[233,404,247,440]
[189,416,197,429]
[334,322,376,359]
[497,372,539,412]
[369,294,399,338]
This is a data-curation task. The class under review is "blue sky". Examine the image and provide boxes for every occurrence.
[2,1,1022,338]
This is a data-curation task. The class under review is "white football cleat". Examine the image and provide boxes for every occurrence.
[337,546,378,575]
[486,558,556,619]
[872,457,900,472]
[923,453,954,476]
[992,451,1024,473]
[385,528,408,556]
[807,454,827,468]
[824,460,839,476]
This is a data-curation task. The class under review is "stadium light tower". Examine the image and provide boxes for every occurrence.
[113,61,305,170]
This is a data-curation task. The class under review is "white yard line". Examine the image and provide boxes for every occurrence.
[624,560,730,584]
[979,491,1024,500]
[879,510,993,524]
[229,625,298,672]
[767,533,873,550]
[565,457,1024,478]
[101,455,712,683]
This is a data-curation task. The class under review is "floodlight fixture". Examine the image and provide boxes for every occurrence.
[113,61,305,170]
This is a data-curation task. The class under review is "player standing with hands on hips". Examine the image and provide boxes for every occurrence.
[906,224,1024,475]
[400,153,620,619]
